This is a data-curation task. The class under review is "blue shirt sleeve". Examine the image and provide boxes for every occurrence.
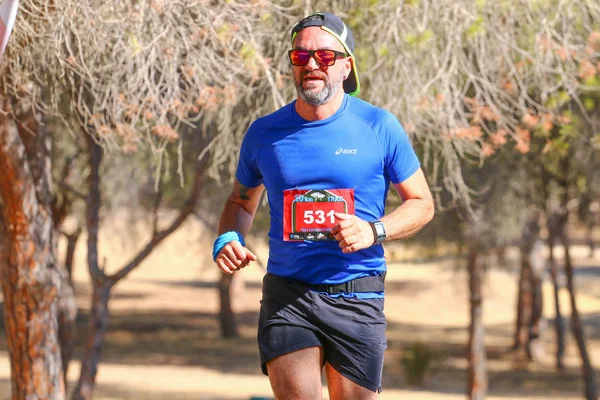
[235,123,263,188]
[382,112,421,184]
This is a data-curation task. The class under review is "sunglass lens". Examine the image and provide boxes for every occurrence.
[290,50,310,66]
[315,50,335,66]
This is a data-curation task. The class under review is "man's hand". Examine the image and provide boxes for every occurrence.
[330,212,375,253]
[215,240,257,274]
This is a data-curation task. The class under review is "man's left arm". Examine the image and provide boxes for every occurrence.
[332,168,434,253]
[379,168,434,241]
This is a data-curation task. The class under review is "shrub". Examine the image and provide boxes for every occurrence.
[400,342,435,386]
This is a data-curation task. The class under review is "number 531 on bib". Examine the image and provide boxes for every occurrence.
[283,189,355,241]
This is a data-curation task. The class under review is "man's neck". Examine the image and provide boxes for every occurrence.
[295,93,345,121]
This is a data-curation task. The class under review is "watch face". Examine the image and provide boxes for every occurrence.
[375,222,386,236]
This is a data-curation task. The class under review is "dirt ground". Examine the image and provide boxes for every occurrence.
[1,217,599,399]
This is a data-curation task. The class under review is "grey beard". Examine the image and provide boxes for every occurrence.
[296,74,343,106]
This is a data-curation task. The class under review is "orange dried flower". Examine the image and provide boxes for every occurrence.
[555,47,570,61]
[151,0,164,15]
[588,31,600,50]
[97,125,111,137]
[480,106,500,122]
[515,140,530,154]
[522,113,539,128]
[182,64,195,80]
[122,143,138,155]
[152,124,179,142]
[450,126,482,141]
[144,110,154,120]
[558,114,572,124]
[482,143,496,158]
[516,127,531,143]
[489,130,507,147]
[541,114,554,132]
[579,60,596,80]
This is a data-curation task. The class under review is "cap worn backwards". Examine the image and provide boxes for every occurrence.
[290,12,360,96]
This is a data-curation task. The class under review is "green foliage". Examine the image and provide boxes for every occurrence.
[576,175,587,193]
[546,138,570,159]
[583,76,600,87]
[127,32,142,55]
[545,91,573,109]
[362,0,382,7]
[533,125,551,139]
[559,117,582,140]
[466,16,485,39]
[240,43,256,60]
[354,47,371,74]
[404,30,434,46]
[400,342,436,386]
[377,44,388,57]
[584,97,596,111]
[347,1,384,29]
[261,11,274,25]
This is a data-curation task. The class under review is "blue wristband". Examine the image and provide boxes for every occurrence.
[213,231,245,262]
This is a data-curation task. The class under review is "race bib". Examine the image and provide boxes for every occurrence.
[283,189,355,241]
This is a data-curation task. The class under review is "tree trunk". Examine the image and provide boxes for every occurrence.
[587,220,596,259]
[72,283,112,400]
[72,132,210,399]
[63,228,81,287]
[0,95,65,399]
[513,258,531,352]
[219,273,239,337]
[57,267,77,392]
[72,132,108,400]
[527,240,544,361]
[519,212,544,361]
[50,152,82,388]
[53,195,81,391]
[547,219,565,370]
[560,229,598,399]
[467,246,487,400]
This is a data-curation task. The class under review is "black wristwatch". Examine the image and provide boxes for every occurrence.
[369,220,386,245]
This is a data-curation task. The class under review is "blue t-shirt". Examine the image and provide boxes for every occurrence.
[236,94,420,294]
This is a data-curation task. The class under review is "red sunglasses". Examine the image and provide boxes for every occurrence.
[288,49,349,67]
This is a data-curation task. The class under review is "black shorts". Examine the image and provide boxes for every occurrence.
[257,273,387,393]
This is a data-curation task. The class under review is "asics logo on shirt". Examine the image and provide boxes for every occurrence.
[335,148,357,155]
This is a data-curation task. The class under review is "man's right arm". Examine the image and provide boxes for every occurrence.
[215,179,265,274]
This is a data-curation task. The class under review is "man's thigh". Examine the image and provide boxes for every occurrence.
[266,346,324,400]
[325,362,379,400]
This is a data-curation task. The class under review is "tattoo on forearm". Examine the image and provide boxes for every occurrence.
[235,184,251,201]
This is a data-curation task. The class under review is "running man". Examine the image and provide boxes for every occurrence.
[213,11,434,399]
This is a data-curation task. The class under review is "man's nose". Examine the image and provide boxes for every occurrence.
[304,55,320,70]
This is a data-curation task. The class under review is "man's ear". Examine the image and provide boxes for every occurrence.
[345,58,353,79]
